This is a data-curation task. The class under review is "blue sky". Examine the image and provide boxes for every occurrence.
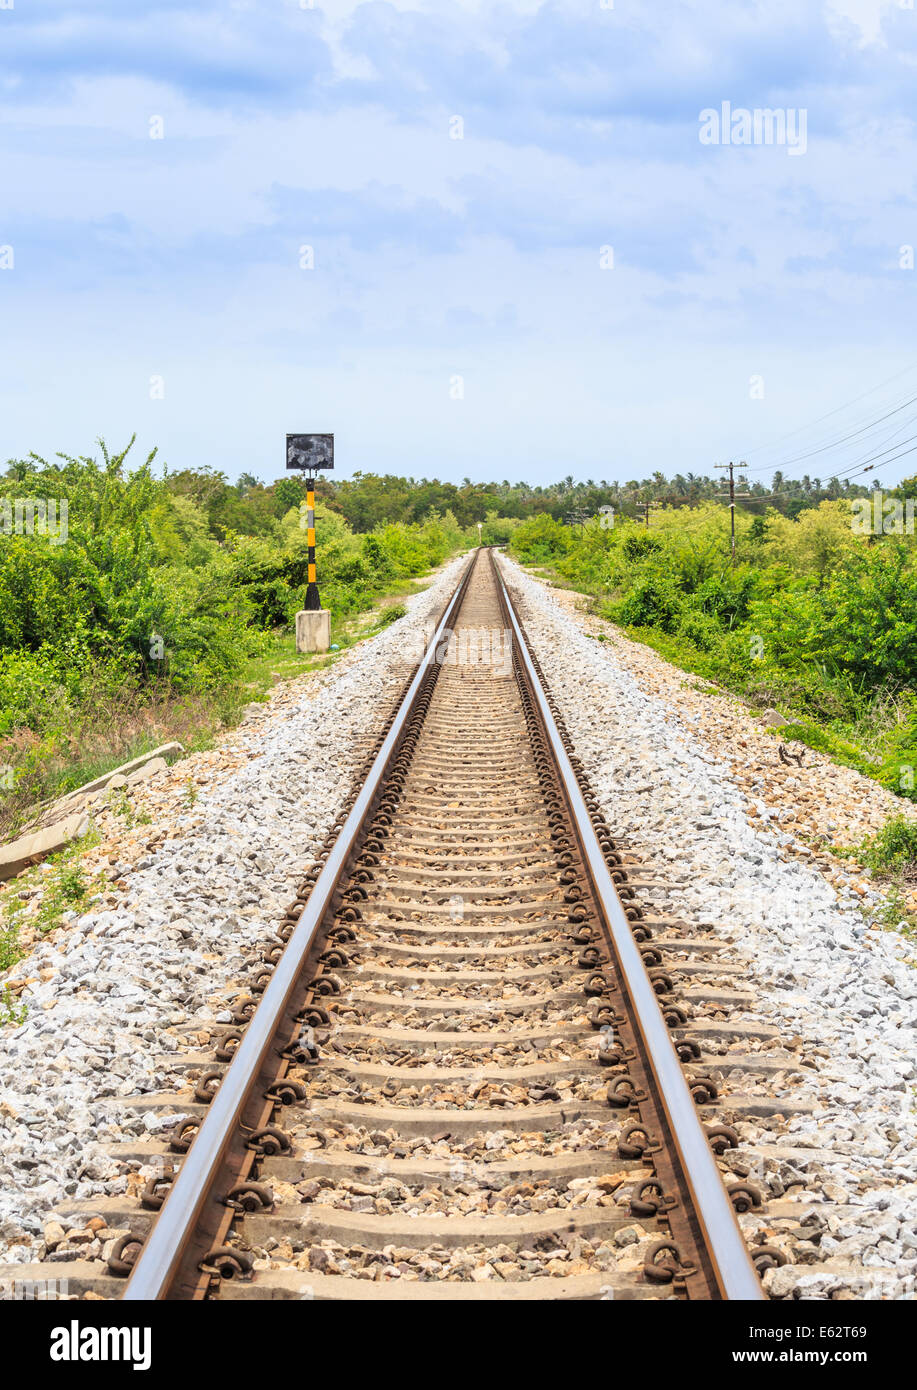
[2,0,916,486]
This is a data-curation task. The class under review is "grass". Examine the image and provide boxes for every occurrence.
[0,832,106,1024]
[520,564,592,596]
[872,886,917,943]
[857,816,917,876]
[0,913,25,1024]
[106,787,152,829]
[519,553,917,808]
[761,718,879,774]
[236,586,423,705]
[0,915,21,975]
[829,815,917,947]
[13,844,100,938]
[0,575,435,843]
[0,986,27,1026]
[0,685,226,842]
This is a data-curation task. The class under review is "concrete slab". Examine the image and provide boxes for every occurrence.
[0,810,90,882]
[295,609,331,654]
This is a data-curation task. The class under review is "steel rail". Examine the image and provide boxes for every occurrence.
[491,554,765,1301]
[124,546,763,1300]
[123,553,476,1300]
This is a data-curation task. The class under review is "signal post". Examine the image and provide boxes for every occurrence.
[286,432,334,652]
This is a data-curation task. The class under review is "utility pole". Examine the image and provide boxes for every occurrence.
[622,487,659,529]
[714,460,751,566]
[715,461,736,566]
[564,506,591,535]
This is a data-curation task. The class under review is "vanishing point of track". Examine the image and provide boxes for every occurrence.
[106,549,773,1299]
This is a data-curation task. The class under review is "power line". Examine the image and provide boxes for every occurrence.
[741,362,917,463]
[841,439,917,477]
[739,453,911,501]
[742,394,917,473]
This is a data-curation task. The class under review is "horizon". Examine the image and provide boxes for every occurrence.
[2,441,904,498]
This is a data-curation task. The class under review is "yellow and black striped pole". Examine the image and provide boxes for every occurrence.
[305,477,320,611]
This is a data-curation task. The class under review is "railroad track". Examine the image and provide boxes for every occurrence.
[24,549,787,1300]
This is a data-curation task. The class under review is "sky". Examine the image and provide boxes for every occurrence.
[2,0,917,487]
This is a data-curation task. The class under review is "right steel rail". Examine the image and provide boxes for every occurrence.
[492,553,764,1301]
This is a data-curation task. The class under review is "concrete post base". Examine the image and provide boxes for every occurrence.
[295,608,331,654]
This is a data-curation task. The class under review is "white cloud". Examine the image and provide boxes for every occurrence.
[1,0,916,483]
[824,0,900,45]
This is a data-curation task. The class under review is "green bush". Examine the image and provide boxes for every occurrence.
[510,497,917,802]
[0,442,467,759]
[511,514,570,564]
[676,610,720,651]
[614,575,682,631]
[622,531,661,561]
[693,570,756,627]
[859,816,917,874]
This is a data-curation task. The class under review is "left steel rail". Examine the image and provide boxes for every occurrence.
[123,554,476,1300]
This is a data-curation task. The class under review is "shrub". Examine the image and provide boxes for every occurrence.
[676,610,720,651]
[511,514,570,564]
[614,575,682,631]
[859,816,917,874]
[622,531,661,561]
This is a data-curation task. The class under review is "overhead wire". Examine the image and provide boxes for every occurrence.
[740,361,917,466]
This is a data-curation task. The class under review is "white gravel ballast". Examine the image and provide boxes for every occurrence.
[3,547,914,1302]
[0,556,468,1266]
[498,554,917,1302]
